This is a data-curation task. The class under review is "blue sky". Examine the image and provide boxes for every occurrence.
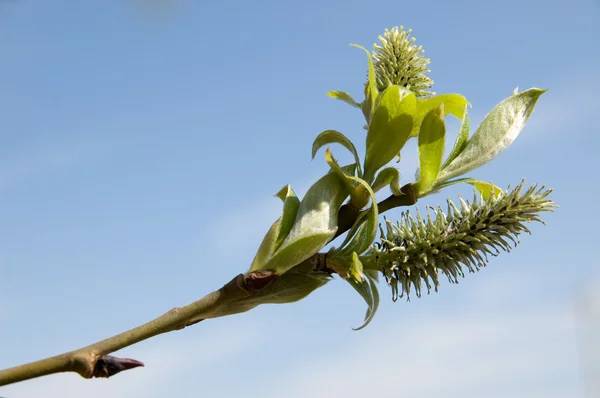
[1,0,599,396]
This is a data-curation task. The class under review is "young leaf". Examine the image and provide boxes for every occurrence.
[313,130,362,177]
[249,185,300,271]
[249,218,282,273]
[349,251,364,281]
[438,88,546,182]
[273,185,301,250]
[212,271,331,317]
[441,104,470,170]
[364,269,379,283]
[330,163,357,177]
[371,167,402,195]
[326,91,361,108]
[411,94,469,137]
[414,104,446,196]
[434,178,503,200]
[344,253,380,331]
[363,85,416,183]
[256,172,350,275]
[351,44,379,124]
[325,148,356,192]
[329,174,378,258]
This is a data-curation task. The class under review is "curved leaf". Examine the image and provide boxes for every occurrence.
[273,185,301,250]
[411,93,469,137]
[249,218,282,272]
[325,148,356,192]
[363,85,416,183]
[345,253,380,331]
[250,185,300,271]
[351,44,379,124]
[258,172,350,275]
[434,177,503,200]
[211,271,331,318]
[314,131,362,177]
[414,104,446,196]
[330,162,357,177]
[372,167,402,195]
[330,174,379,258]
[442,104,470,170]
[335,210,369,253]
[364,269,380,283]
[438,88,546,182]
[326,91,361,108]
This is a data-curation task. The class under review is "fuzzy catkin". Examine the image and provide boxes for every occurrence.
[370,182,556,301]
[372,26,434,97]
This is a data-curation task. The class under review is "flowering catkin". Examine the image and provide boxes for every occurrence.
[372,26,434,97]
[370,181,556,301]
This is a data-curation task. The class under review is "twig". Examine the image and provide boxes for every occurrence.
[0,274,250,386]
[0,186,417,387]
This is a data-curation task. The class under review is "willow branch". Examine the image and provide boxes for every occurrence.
[0,273,254,386]
[0,184,417,387]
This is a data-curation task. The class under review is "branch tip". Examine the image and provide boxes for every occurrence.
[92,356,144,379]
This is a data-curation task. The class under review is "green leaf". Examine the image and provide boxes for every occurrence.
[313,130,362,177]
[442,104,470,170]
[351,44,379,124]
[414,104,446,196]
[364,269,379,283]
[334,175,378,256]
[249,185,300,271]
[438,88,547,182]
[330,163,357,177]
[334,211,369,254]
[257,172,350,275]
[273,185,301,250]
[348,251,364,281]
[345,253,380,331]
[249,218,282,273]
[372,167,402,195]
[411,94,469,137]
[434,178,503,200]
[363,85,416,183]
[245,272,330,305]
[325,148,356,192]
[326,91,361,108]
[470,180,503,200]
[211,271,331,318]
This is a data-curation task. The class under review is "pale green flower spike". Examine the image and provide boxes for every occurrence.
[372,26,434,96]
[369,181,556,301]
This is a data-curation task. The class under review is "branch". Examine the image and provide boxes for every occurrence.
[334,183,417,240]
[0,273,260,386]
[0,184,417,387]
